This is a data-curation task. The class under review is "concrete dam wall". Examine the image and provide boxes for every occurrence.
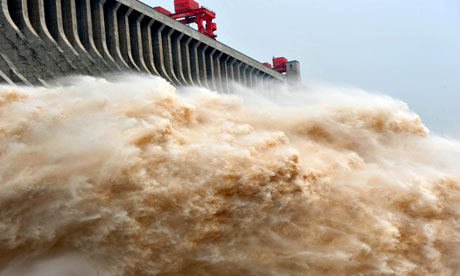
[0,0,287,91]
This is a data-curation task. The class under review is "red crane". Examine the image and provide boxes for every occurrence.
[154,0,217,39]
[263,57,288,73]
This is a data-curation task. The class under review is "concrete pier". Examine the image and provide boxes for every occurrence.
[0,0,287,89]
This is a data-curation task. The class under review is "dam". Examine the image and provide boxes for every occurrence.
[0,0,299,91]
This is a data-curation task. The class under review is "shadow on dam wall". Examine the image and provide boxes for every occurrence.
[0,0,286,91]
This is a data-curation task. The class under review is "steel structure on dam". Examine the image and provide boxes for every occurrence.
[0,0,288,91]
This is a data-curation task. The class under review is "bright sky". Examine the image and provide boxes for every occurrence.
[142,0,460,136]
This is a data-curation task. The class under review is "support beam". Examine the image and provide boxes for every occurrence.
[221,55,231,93]
[141,18,160,76]
[180,36,193,86]
[248,67,255,87]
[172,33,187,85]
[118,6,140,70]
[205,48,216,91]
[105,1,130,69]
[152,22,172,82]
[163,27,180,85]
[189,40,201,87]
[76,0,110,71]
[214,52,223,92]
[129,12,149,72]
[198,44,209,88]
[91,0,120,69]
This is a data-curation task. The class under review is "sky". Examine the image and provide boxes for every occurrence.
[142,0,460,137]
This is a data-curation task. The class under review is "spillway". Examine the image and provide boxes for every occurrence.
[0,0,298,90]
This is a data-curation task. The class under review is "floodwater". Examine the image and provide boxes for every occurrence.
[1,75,459,275]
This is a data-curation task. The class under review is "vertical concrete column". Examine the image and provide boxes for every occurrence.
[74,0,90,50]
[214,52,223,92]
[43,0,94,74]
[198,44,208,88]
[189,40,201,86]
[129,12,149,72]
[236,61,244,84]
[205,48,216,90]
[105,1,130,69]
[229,58,237,83]
[258,73,266,88]
[25,0,76,79]
[241,63,249,86]
[42,0,59,41]
[245,66,251,86]
[4,0,59,82]
[162,28,180,85]
[0,0,44,82]
[36,0,79,73]
[141,18,159,76]
[221,55,231,93]
[235,62,244,84]
[76,0,110,71]
[61,0,104,73]
[180,36,193,86]
[151,21,172,82]
[27,0,44,38]
[29,0,56,51]
[91,0,119,69]
[240,63,245,85]
[171,33,187,85]
[262,73,271,88]
[255,71,264,87]
[117,6,140,71]
[248,67,255,88]
[252,70,259,87]
[52,0,95,75]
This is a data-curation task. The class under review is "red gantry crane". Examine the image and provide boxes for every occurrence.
[155,2,298,78]
[263,57,288,73]
[154,0,217,39]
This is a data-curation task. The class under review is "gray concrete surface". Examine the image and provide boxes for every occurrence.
[0,0,287,89]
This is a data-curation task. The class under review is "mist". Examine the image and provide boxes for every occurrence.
[1,75,459,275]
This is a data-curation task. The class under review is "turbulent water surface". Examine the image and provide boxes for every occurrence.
[1,75,460,276]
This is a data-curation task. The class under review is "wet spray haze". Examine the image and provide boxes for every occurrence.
[0,75,460,276]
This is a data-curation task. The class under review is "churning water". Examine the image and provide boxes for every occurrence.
[1,75,460,276]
